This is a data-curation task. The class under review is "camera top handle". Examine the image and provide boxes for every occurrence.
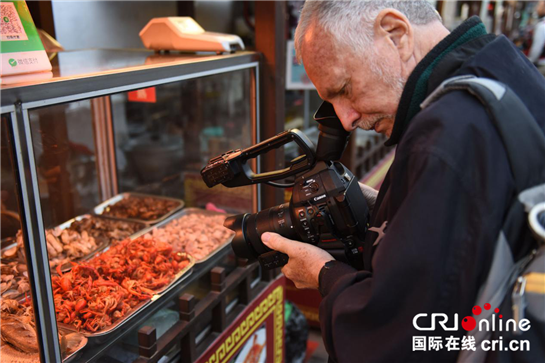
[201,128,316,188]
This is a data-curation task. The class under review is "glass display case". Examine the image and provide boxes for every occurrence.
[0,50,278,363]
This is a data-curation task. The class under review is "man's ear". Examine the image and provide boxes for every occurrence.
[373,9,413,62]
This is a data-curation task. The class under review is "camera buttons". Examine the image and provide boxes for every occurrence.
[298,211,306,218]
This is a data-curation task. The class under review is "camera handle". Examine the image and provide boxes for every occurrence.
[202,129,317,188]
[234,129,316,185]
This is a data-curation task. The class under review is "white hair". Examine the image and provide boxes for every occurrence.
[294,0,442,62]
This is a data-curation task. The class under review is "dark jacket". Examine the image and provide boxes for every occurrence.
[318,17,545,363]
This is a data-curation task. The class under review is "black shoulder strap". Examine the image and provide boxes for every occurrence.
[421,75,545,192]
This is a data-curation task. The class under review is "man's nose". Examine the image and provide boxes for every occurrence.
[332,103,360,132]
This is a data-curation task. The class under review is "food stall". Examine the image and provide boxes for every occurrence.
[1,49,284,363]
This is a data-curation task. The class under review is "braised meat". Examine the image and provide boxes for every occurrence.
[101,196,179,221]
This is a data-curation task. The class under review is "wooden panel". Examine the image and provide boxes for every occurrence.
[27,1,56,37]
[255,1,287,209]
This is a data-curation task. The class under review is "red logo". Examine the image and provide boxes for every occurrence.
[461,303,501,331]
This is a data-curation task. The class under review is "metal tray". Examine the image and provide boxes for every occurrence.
[55,214,104,271]
[56,214,147,272]
[57,253,194,338]
[0,240,18,260]
[1,215,149,301]
[93,192,185,225]
[0,296,87,362]
[61,329,88,362]
[146,252,195,296]
[135,208,235,264]
[57,298,151,339]
[0,215,147,269]
[0,262,27,300]
[0,328,87,363]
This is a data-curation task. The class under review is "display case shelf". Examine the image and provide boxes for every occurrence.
[1,50,260,108]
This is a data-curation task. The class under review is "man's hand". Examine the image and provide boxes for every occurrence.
[261,232,334,289]
[359,182,378,212]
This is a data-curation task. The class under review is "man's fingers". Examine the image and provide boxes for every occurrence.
[261,232,294,254]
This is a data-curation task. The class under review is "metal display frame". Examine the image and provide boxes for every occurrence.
[0,51,262,363]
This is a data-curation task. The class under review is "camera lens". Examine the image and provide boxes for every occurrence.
[224,214,253,259]
[224,203,298,261]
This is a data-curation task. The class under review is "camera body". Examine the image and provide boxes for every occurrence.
[288,160,368,268]
[202,101,370,269]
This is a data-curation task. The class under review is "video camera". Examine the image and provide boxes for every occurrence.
[201,102,369,269]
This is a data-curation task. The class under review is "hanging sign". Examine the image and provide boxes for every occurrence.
[128,87,157,103]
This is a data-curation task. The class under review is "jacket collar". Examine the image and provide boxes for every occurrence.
[386,16,488,146]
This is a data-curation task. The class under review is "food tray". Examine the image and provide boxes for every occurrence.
[143,252,195,296]
[56,214,147,272]
[93,192,185,225]
[0,215,147,268]
[56,214,106,271]
[135,208,234,264]
[57,253,194,338]
[57,299,151,339]
[61,329,88,362]
[0,329,87,363]
[1,236,15,251]
[0,296,87,362]
[0,239,17,260]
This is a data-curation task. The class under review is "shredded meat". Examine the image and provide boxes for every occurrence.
[147,213,234,260]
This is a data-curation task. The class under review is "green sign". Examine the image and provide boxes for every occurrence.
[0,1,45,54]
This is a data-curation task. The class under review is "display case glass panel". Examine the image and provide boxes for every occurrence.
[1,114,21,243]
[0,113,41,359]
[28,101,101,228]
[111,68,255,214]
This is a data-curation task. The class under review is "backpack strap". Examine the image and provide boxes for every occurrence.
[421,75,545,192]
[421,76,545,363]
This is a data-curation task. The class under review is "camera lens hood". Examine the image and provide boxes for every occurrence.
[224,213,257,261]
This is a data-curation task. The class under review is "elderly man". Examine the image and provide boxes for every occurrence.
[261,1,545,362]
[529,0,545,74]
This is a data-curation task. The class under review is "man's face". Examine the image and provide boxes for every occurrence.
[301,25,405,137]
[538,1,545,17]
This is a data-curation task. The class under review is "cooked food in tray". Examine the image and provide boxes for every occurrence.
[67,216,144,247]
[1,261,30,299]
[3,229,98,269]
[0,298,86,361]
[0,299,38,354]
[100,195,180,222]
[1,228,99,299]
[1,216,144,271]
[52,237,191,333]
[146,212,235,261]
